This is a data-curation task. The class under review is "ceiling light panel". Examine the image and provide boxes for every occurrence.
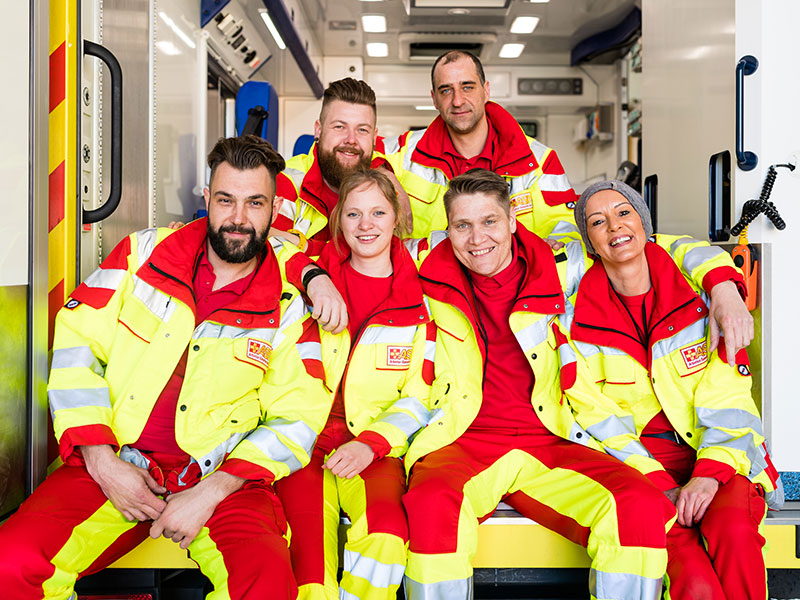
[259,9,286,49]
[361,15,387,33]
[499,43,525,58]
[366,42,389,57]
[510,16,540,34]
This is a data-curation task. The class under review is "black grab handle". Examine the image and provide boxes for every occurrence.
[83,41,123,224]
[735,55,758,172]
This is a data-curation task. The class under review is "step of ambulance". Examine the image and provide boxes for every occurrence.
[108,503,800,570]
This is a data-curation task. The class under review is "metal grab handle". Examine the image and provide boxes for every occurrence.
[735,54,758,172]
[82,41,123,224]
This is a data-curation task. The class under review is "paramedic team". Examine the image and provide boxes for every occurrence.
[0,49,772,600]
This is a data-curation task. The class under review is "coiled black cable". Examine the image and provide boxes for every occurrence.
[730,164,794,235]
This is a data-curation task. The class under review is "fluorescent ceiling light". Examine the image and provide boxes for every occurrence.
[158,11,196,49]
[366,42,389,57]
[361,14,387,33]
[155,40,181,56]
[259,9,286,50]
[415,105,437,111]
[510,16,540,34]
[526,0,550,3]
[360,0,384,2]
[499,43,525,58]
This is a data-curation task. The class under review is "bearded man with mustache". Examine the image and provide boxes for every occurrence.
[269,77,408,258]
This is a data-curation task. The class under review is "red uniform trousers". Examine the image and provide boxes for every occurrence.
[275,416,408,600]
[0,453,296,600]
[642,436,768,600]
[403,428,675,600]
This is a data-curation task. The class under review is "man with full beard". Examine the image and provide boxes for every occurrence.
[271,77,396,257]
[0,135,332,599]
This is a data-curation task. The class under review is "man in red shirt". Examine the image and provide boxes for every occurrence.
[403,169,752,600]
[384,50,579,240]
[0,136,331,599]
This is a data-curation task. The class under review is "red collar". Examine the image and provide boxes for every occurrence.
[441,118,497,163]
[570,242,709,368]
[411,102,538,179]
[299,139,389,218]
[138,218,282,328]
[317,235,429,328]
[419,224,564,353]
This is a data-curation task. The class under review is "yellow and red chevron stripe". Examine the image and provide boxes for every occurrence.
[48,0,78,348]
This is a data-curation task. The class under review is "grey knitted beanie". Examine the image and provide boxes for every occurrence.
[575,180,653,254]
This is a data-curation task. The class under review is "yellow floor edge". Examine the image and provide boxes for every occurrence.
[108,521,800,570]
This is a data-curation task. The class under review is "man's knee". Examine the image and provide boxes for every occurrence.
[612,477,675,547]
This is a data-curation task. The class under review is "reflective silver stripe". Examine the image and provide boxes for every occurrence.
[509,173,536,195]
[376,413,422,438]
[700,429,759,466]
[49,387,111,412]
[119,445,150,470]
[342,549,404,589]
[595,344,628,357]
[135,228,160,268]
[270,417,317,455]
[403,575,473,600]
[586,414,636,441]
[193,322,278,343]
[51,346,104,375]
[293,201,314,235]
[668,236,694,254]
[382,135,401,155]
[682,245,726,274]
[765,479,785,510]
[197,431,249,476]
[558,340,576,367]
[132,276,176,322]
[425,340,436,362]
[429,407,445,422]
[529,139,550,165]
[605,440,652,462]
[564,240,585,298]
[695,406,763,435]
[551,220,580,235]
[572,339,601,359]
[404,237,422,260]
[245,426,304,473]
[429,230,448,250]
[568,421,592,446]
[297,341,322,361]
[278,295,308,333]
[537,172,572,192]
[84,268,126,290]
[282,166,306,190]
[589,569,662,600]
[651,322,706,361]
[277,197,297,221]
[360,325,417,346]
[393,395,431,425]
[514,318,548,353]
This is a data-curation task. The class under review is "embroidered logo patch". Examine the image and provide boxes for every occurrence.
[65,299,81,310]
[247,338,272,368]
[511,193,533,213]
[738,364,751,376]
[679,341,708,370]
[387,345,413,367]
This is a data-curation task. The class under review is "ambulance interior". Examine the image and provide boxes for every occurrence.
[3,0,800,596]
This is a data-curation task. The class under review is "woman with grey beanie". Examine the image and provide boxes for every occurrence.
[561,180,782,599]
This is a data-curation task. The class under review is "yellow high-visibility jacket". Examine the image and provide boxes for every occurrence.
[319,236,436,458]
[408,225,597,471]
[383,102,578,240]
[409,228,754,474]
[561,239,783,509]
[47,219,332,484]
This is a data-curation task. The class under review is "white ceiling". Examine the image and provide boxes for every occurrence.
[296,0,639,66]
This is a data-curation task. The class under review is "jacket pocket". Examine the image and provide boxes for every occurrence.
[602,358,636,385]
[669,338,709,378]
[117,297,161,343]
[209,395,262,431]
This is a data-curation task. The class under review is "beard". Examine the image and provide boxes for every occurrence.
[207,221,269,264]
[317,144,372,189]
